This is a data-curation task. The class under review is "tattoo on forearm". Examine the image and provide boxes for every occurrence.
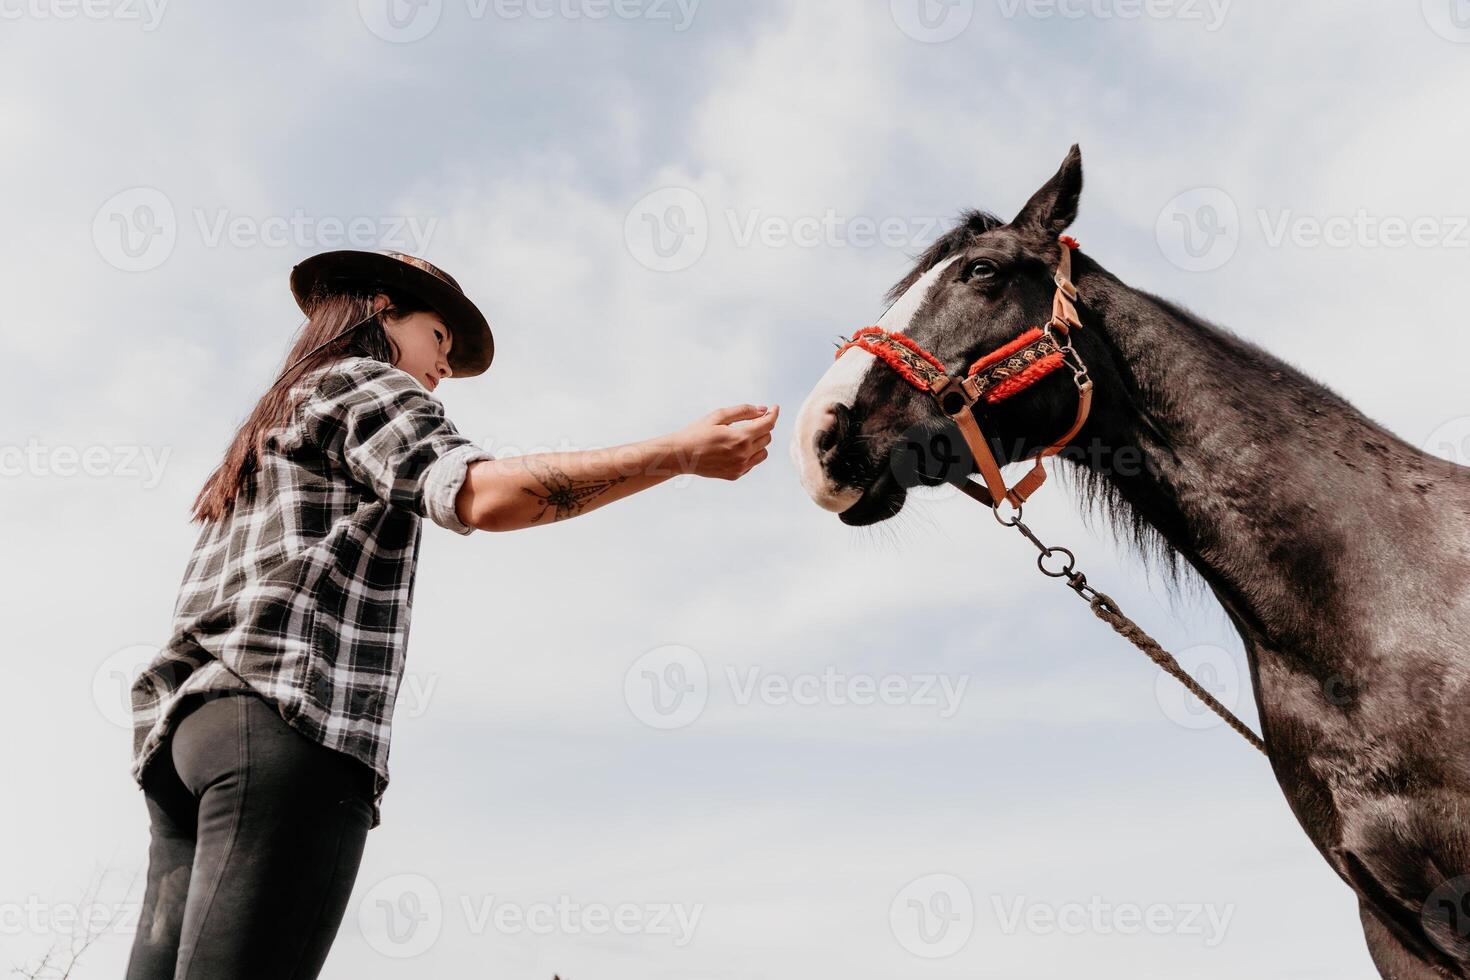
[518,458,629,524]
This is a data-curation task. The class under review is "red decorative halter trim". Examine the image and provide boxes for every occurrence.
[966,326,1067,404]
[835,325,949,391]
[983,352,1066,403]
[969,326,1046,373]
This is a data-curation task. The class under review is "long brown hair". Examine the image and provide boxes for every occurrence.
[190,282,434,524]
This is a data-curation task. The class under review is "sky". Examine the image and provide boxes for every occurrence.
[3,1,1469,977]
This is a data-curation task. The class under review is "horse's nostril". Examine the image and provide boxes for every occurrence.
[816,422,838,455]
[816,402,852,456]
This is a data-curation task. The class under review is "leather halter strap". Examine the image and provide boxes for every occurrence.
[836,236,1092,509]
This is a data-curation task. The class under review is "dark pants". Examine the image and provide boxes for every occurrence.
[125,690,376,980]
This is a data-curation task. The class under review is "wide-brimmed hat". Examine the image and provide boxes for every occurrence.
[289,250,494,378]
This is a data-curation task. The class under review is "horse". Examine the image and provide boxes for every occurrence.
[789,145,1470,978]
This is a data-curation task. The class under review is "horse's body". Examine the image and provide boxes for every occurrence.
[1052,261,1470,977]
[790,147,1470,977]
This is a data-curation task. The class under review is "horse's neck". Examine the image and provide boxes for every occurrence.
[1075,264,1466,675]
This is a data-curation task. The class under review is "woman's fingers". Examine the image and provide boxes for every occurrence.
[710,403,767,425]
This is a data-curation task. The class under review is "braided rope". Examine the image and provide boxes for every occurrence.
[1087,594,1267,755]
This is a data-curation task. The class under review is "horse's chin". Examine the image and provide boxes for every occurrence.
[838,470,908,526]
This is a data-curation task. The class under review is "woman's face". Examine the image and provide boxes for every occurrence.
[373,292,454,392]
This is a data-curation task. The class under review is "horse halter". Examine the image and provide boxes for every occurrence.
[834,236,1093,510]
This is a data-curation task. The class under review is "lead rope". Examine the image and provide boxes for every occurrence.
[989,501,1268,755]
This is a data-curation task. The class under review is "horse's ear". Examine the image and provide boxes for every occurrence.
[1011,144,1083,239]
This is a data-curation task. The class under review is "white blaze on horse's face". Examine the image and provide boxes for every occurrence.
[790,255,961,511]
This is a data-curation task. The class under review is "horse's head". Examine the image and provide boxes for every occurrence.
[790,145,1089,525]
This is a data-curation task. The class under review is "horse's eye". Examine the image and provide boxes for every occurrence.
[965,259,998,281]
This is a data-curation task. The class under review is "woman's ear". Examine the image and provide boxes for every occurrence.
[371,292,391,315]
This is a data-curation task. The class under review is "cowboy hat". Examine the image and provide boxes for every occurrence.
[289,249,494,378]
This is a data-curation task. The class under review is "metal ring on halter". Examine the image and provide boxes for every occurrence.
[992,500,1023,526]
[1038,546,1076,577]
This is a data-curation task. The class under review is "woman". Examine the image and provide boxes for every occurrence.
[124,249,779,979]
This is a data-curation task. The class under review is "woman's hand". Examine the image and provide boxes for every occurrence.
[670,404,780,481]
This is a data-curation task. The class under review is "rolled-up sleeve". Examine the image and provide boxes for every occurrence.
[306,358,495,534]
[421,442,496,534]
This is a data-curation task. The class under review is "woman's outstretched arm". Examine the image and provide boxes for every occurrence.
[456,403,779,532]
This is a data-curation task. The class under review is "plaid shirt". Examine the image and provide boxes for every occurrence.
[130,355,494,828]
